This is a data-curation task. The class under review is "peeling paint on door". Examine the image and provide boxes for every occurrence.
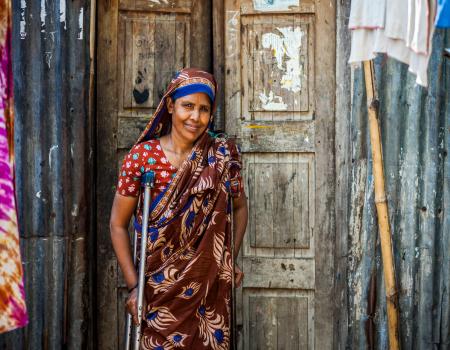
[261,26,304,93]
[259,90,288,110]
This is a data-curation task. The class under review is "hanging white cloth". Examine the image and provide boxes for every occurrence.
[349,0,436,87]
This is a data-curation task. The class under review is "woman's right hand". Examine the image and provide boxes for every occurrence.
[126,288,140,325]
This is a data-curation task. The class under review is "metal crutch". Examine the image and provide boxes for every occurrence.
[230,193,237,350]
[124,215,139,350]
[125,171,155,350]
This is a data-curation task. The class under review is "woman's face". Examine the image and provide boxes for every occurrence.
[166,92,211,144]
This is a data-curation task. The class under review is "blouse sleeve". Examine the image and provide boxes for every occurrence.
[117,144,144,197]
[228,141,245,198]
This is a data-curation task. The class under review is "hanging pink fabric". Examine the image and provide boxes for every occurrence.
[0,0,28,333]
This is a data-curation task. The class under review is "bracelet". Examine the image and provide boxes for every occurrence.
[128,283,138,293]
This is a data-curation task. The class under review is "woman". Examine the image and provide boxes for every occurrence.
[110,68,248,349]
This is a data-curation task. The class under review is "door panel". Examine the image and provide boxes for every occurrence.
[242,14,313,118]
[224,0,335,348]
[246,153,313,251]
[247,292,310,349]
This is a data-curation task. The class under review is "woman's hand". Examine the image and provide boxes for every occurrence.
[126,288,147,325]
[126,288,139,325]
[234,264,244,288]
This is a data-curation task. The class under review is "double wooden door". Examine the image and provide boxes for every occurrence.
[97,1,335,349]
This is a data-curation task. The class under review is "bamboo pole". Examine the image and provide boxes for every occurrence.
[363,60,401,350]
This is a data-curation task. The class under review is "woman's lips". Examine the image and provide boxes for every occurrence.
[184,124,201,132]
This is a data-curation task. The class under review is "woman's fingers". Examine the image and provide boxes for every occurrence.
[142,299,148,321]
[234,266,244,287]
[126,290,140,326]
[236,272,244,287]
[133,301,140,326]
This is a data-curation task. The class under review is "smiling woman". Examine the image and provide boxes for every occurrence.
[110,68,248,349]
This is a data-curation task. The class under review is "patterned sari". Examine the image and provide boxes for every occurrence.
[124,69,242,349]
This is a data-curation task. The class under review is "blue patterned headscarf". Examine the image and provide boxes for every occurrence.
[135,68,217,145]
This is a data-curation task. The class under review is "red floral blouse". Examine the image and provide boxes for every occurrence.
[117,139,178,201]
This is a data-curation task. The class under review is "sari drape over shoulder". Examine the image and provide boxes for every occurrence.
[118,68,243,349]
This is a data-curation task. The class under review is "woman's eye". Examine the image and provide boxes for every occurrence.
[201,107,210,112]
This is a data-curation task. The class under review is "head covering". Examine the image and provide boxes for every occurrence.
[135,68,217,145]
[171,83,215,104]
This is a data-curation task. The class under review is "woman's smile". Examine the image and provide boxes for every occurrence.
[184,123,202,132]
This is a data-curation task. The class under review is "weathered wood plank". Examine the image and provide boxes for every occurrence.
[154,14,176,102]
[314,0,336,347]
[244,153,256,251]
[174,16,187,70]
[240,0,315,14]
[190,0,212,70]
[251,16,274,121]
[295,17,310,112]
[117,288,129,349]
[276,297,308,349]
[242,256,314,289]
[224,0,241,138]
[97,0,120,348]
[120,0,191,12]
[132,18,154,110]
[118,117,150,149]
[67,233,91,350]
[249,296,277,350]
[237,120,315,153]
[252,161,275,248]
[212,0,226,130]
[122,15,134,109]
[293,159,310,250]
[273,157,295,249]
[240,15,252,121]
[334,0,352,347]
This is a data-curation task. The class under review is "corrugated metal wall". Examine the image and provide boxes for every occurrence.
[336,3,450,347]
[0,1,94,349]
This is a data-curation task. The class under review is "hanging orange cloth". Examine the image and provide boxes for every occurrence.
[0,0,28,333]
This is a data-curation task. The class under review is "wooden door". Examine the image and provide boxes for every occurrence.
[223,0,335,349]
[96,1,212,349]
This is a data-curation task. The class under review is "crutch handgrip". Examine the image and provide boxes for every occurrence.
[142,171,155,188]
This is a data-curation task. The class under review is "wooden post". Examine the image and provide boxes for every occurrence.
[363,60,401,350]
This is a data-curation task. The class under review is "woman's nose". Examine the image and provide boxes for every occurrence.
[190,109,200,121]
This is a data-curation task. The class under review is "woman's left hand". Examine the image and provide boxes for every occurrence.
[125,288,140,325]
[234,264,244,288]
